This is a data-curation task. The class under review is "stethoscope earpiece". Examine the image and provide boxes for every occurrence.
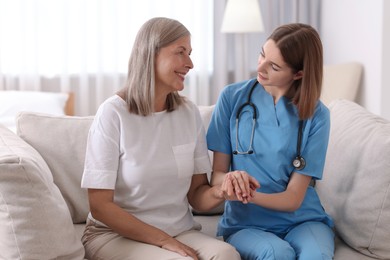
[233,150,253,155]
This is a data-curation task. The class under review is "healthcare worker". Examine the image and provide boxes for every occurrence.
[207,23,335,260]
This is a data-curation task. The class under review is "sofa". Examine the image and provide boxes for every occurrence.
[1,99,389,260]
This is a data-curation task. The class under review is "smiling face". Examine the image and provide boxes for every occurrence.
[257,39,302,100]
[155,35,193,98]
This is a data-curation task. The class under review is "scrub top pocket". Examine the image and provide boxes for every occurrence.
[172,142,196,179]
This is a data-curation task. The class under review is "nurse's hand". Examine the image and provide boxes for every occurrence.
[222,171,260,204]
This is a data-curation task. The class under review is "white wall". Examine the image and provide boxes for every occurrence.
[382,0,390,120]
[321,0,390,119]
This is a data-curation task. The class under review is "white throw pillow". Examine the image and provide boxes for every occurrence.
[316,99,390,259]
[0,125,85,259]
[0,91,68,132]
[16,112,94,224]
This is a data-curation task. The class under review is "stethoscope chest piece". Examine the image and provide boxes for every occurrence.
[292,156,306,171]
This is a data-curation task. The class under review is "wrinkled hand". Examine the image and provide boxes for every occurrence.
[222,171,260,204]
[160,237,198,259]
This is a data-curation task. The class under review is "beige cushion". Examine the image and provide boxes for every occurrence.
[0,125,85,259]
[316,99,390,259]
[320,62,363,106]
[334,236,378,260]
[16,112,94,224]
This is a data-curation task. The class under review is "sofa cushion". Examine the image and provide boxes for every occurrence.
[16,112,94,224]
[320,62,363,106]
[316,99,390,259]
[0,125,85,259]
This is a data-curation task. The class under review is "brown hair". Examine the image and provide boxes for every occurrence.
[120,17,190,116]
[268,23,323,119]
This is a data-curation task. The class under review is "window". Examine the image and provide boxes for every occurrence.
[0,0,213,114]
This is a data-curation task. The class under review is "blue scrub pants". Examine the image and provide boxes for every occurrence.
[225,221,334,260]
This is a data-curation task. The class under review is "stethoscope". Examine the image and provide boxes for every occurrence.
[233,80,306,171]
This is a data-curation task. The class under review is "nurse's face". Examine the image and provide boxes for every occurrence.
[256,40,302,95]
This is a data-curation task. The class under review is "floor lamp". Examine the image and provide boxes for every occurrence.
[221,0,264,81]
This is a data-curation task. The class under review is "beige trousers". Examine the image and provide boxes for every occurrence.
[82,218,240,260]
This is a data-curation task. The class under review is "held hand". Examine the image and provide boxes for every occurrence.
[160,237,198,260]
[223,171,260,203]
[221,176,239,201]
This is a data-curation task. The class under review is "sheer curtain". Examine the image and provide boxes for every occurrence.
[0,0,321,114]
[0,0,213,116]
[212,0,321,103]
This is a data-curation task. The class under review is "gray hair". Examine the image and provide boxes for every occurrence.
[122,17,190,116]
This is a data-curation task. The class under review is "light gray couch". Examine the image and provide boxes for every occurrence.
[1,99,389,259]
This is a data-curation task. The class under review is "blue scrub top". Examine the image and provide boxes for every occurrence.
[207,78,334,238]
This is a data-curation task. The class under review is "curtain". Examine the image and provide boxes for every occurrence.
[0,0,321,114]
[212,0,321,104]
[0,0,213,116]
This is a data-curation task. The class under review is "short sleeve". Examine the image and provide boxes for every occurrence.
[192,102,212,174]
[81,101,121,189]
[207,87,233,155]
[298,103,330,180]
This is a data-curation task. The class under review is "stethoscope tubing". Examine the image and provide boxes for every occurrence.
[233,80,306,170]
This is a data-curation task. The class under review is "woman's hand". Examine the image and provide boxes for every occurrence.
[222,171,260,204]
[160,236,199,260]
[88,189,199,258]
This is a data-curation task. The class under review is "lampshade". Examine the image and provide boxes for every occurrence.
[221,0,264,33]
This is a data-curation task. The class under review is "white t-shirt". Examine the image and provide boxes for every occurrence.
[81,95,211,236]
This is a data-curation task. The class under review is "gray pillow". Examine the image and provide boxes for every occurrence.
[0,125,85,259]
[316,99,390,259]
[17,112,94,224]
